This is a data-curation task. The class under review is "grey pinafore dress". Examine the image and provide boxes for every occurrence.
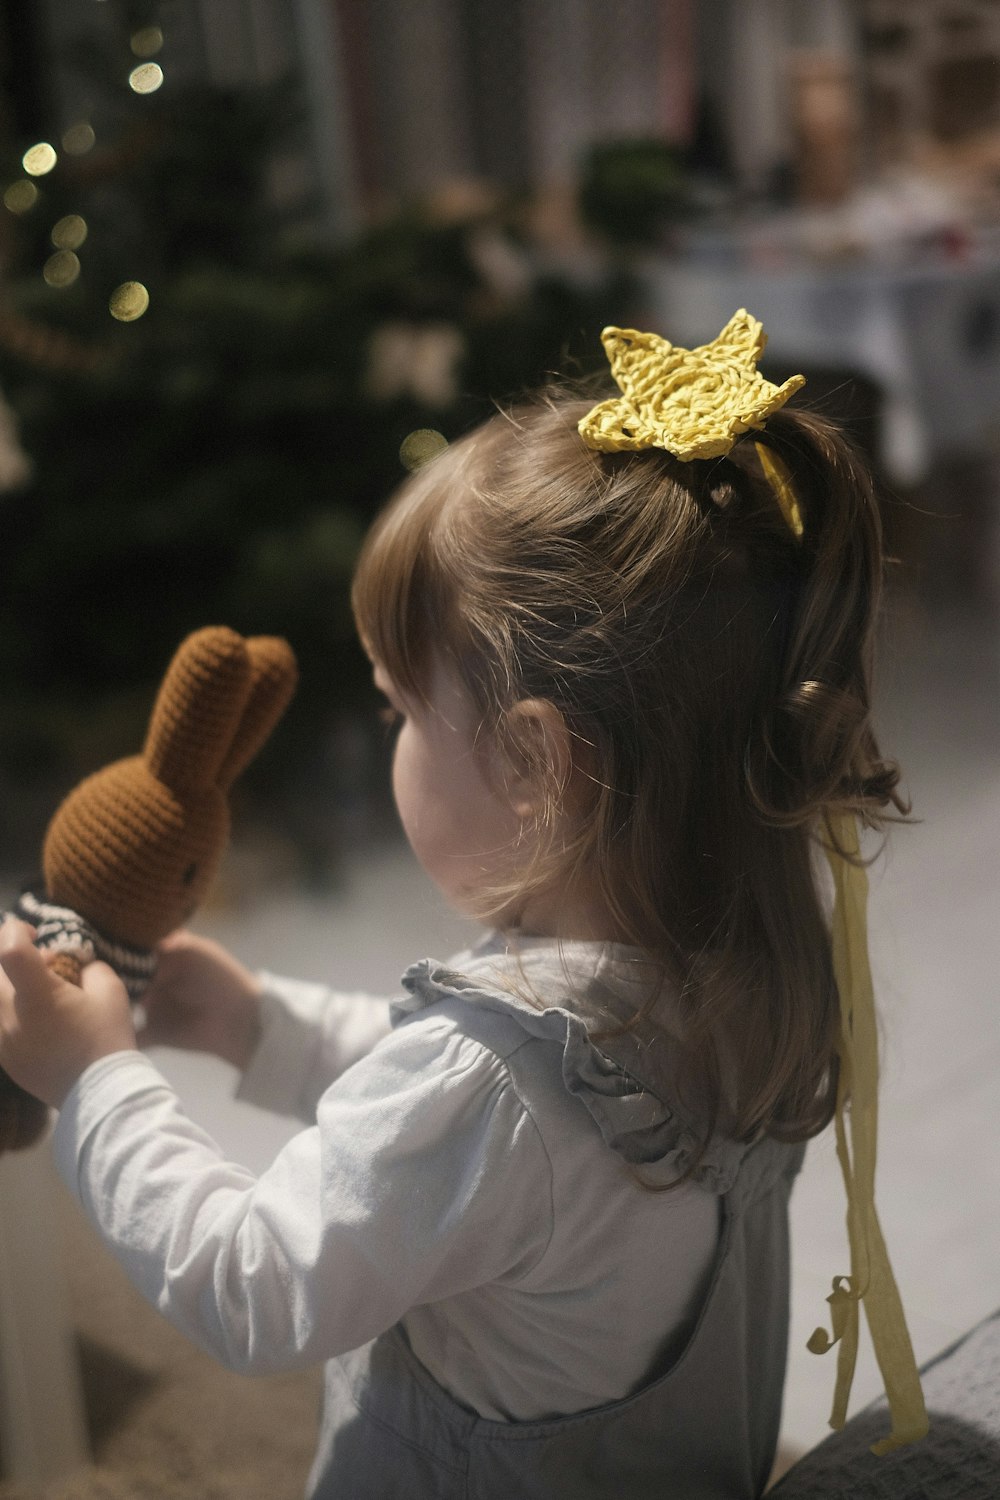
[307,955,805,1500]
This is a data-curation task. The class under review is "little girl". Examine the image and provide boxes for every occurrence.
[0,314,925,1498]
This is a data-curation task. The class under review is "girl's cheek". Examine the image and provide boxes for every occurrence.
[390,726,423,829]
[390,737,407,812]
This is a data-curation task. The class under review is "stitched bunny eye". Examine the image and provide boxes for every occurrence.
[182,862,198,886]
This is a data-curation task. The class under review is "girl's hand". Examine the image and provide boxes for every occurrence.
[0,917,137,1108]
[140,930,262,1071]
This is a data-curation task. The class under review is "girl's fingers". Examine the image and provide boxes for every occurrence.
[80,961,127,1003]
[0,923,126,1014]
[156,929,192,956]
[0,919,53,999]
[0,914,38,953]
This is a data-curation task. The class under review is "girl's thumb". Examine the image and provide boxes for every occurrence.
[0,918,49,989]
[80,960,129,1003]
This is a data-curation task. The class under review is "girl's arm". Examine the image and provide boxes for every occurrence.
[236,971,392,1121]
[57,1025,549,1375]
[0,920,551,1374]
[142,931,392,1121]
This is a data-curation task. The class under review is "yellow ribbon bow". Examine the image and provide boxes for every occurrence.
[811,813,929,1454]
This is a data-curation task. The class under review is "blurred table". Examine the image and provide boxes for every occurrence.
[643,253,1000,485]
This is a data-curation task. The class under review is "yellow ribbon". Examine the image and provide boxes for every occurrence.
[809,812,929,1454]
[754,441,803,540]
[752,439,925,1449]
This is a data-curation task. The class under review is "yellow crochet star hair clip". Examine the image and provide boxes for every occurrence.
[578,310,806,462]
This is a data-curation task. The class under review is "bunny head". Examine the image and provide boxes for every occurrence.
[0,626,297,1156]
[42,627,298,951]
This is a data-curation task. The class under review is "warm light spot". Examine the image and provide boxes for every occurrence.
[22,143,57,177]
[43,251,81,288]
[399,429,449,471]
[109,281,150,321]
[62,122,96,155]
[128,62,164,95]
[130,26,164,57]
[4,180,39,214]
[52,214,88,251]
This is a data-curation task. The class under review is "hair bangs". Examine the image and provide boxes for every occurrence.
[350,450,458,702]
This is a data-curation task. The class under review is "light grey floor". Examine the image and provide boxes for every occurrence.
[12,595,1000,1461]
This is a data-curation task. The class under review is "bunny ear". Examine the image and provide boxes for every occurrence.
[216,636,298,790]
[144,627,254,791]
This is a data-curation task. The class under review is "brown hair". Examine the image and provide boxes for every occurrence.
[352,394,905,1152]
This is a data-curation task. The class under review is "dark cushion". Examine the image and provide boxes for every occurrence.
[771,1308,1000,1498]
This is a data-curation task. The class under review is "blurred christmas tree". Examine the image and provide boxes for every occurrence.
[578,138,690,248]
[0,9,626,871]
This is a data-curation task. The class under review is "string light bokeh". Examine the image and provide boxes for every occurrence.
[130,27,164,58]
[109,281,150,322]
[399,429,449,471]
[43,250,81,288]
[129,63,164,96]
[61,122,96,156]
[52,215,88,251]
[1,12,167,324]
[22,143,57,177]
[3,181,38,214]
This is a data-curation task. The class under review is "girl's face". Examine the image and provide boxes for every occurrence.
[374,659,524,918]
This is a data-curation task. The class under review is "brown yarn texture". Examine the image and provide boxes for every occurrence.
[1,627,298,1153]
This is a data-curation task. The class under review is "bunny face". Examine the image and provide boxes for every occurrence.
[43,758,229,950]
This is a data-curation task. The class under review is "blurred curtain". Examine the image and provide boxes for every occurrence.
[329,0,694,211]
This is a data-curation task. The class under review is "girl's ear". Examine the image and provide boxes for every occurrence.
[498,698,575,820]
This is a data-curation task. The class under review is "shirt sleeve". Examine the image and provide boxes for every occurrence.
[236,973,393,1121]
[52,1014,553,1376]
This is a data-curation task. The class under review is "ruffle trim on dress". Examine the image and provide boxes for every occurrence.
[393,952,748,1193]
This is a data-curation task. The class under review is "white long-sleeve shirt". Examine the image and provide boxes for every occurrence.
[53,933,730,1421]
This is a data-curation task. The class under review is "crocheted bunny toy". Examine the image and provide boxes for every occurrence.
[1,626,298,1153]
